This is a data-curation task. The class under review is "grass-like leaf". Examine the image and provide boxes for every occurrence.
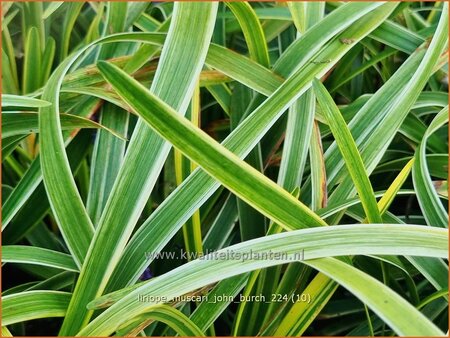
[413,106,449,227]
[60,4,219,335]
[98,60,326,231]
[2,94,51,108]
[2,246,78,272]
[313,79,382,223]
[82,224,446,336]
[3,2,447,336]
[2,291,71,326]
[2,112,125,139]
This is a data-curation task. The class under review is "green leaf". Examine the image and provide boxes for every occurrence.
[1,326,12,337]
[106,3,398,292]
[2,291,71,326]
[41,37,56,84]
[59,4,219,335]
[86,104,128,226]
[2,112,125,139]
[2,95,51,108]
[2,19,19,94]
[2,246,78,272]
[42,2,64,19]
[377,158,414,215]
[82,224,447,336]
[313,79,382,223]
[310,121,327,210]
[59,2,84,62]
[39,59,96,268]
[0,33,165,234]
[272,272,337,336]
[98,60,327,232]
[412,106,449,227]
[369,20,425,54]
[277,90,315,192]
[2,50,19,94]
[229,84,266,242]
[306,258,444,336]
[2,112,96,233]
[325,4,448,219]
[117,305,206,337]
[22,27,41,94]
[190,275,247,332]
[225,2,269,67]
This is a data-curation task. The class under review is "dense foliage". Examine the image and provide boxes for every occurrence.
[1,1,448,336]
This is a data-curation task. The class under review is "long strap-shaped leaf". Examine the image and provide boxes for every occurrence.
[328,2,448,210]
[2,34,164,233]
[106,4,398,292]
[0,32,226,232]
[276,2,324,192]
[2,94,50,108]
[269,3,425,55]
[2,245,78,272]
[226,3,269,245]
[412,106,449,227]
[305,7,447,216]
[2,112,124,139]
[0,26,185,338]
[80,224,446,336]
[273,2,382,75]
[98,60,326,231]
[2,291,71,326]
[116,305,206,337]
[305,258,444,336]
[296,8,448,330]
[260,6,325,334]
[1,30,257,244]
[269,165,416,336]
[22,27,41,94]
[1,0,380,232]
[190,274,248,332]
[87,1,131,227]
[225,1,269,67]
[237,6,325,334]
[39,56,96,269]
[313,79,382,224]
[88,223,443,310]
[59,4,218,335]
[1,16,166,319]
[86,104,129,225]
[319,50,424,202]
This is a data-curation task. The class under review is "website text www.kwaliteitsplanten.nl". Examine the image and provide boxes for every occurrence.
[145,248,305,262]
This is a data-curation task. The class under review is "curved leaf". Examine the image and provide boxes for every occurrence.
[2,291,71,326]
[313,79,382,223]
[412,106,449,227]
[81,224,446,336]
[59,3,219,335]
[2,246,78,272]
[1,94,51,108]
[2,112,125,140]
[98,60,327,231]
